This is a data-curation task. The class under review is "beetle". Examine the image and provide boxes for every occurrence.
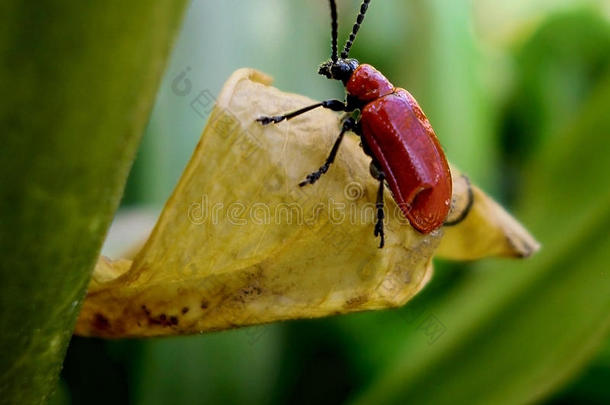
[257,0,468,248]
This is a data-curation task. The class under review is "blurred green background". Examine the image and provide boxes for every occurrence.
[52,0,609,404]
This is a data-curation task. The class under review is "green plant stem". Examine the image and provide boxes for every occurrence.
[0,1,187,403]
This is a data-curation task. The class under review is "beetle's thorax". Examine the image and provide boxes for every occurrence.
[346,64,394,102]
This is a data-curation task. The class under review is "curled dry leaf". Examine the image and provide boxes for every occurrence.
[438,167,540,260]
[75,69,539,338]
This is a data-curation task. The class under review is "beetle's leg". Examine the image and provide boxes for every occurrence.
[444,174,474,226]
[355,127,386,248]
[372,165,386,249]
[256,99,347,125]
[299,118,355,187]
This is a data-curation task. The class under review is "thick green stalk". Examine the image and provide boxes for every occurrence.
[0,1,187,403]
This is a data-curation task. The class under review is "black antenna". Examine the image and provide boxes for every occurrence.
[341,0,371,58]
[329,0,339,62]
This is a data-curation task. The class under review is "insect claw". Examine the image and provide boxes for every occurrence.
[256,116,284,125]
[374,221,385,248]
[299,171,320,187]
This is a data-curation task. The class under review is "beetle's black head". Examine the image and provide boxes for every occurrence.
[318,58,359,84]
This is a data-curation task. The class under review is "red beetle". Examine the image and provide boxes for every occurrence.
[258,0,456,248]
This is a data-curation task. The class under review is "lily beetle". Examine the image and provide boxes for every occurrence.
[258,0,467,248]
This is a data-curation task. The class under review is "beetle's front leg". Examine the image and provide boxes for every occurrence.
[299,117,356,187]
[256,99,347,125]
[370,162,386,248]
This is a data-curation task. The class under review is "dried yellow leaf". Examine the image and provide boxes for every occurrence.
[75,69,539,338]
[437,169,540,260]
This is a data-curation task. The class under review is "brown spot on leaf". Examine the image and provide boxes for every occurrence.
[141,307,179,328]
[239,285,263,299]
[344,295,368,309]
[94,313,110,330]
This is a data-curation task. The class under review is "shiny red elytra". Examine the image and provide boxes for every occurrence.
[257,0,453,247]
[349,64,452,234]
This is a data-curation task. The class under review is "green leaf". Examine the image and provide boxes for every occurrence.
[415,0,497,188]
[501,8,610,172]
[0,1,187,403]
[133,327,282,405]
